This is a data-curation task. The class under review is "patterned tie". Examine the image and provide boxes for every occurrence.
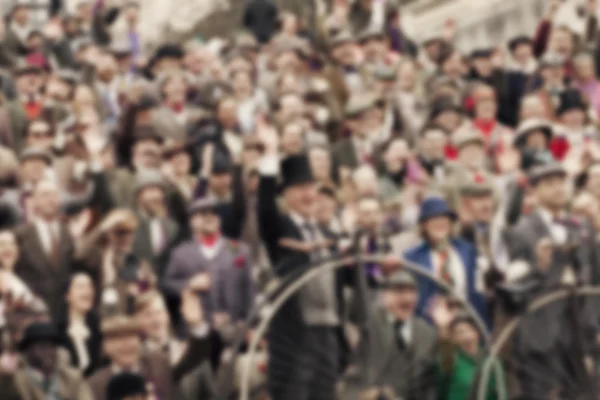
[438,248,454,287]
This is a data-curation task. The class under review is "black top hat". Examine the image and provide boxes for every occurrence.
[106,372,147,400]
[280,154,314,191]
[212,150,232,175]
[470,48,493,60]
[18,322,62,351]
[556,89,587,116]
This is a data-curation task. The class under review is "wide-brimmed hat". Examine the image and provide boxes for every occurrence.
[418,196,456,223]
[452,129,484,151]
[514,118,553,148]
[280,154,315,191]
[18,322,62,351]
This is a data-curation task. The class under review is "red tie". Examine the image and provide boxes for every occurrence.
[438,249,454,287]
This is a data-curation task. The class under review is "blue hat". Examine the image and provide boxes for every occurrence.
[418,197,456,223]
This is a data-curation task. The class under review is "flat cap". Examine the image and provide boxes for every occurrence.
[458,174,494,197]
[345,92,380,118]
[373,65,397,81]
[514,118,553,147]
[381,270,417,290]
[102,316,142,338]
[528,162,566,186]
[188,197,220,215]
[20,147,52,165]
[452,129,484,150]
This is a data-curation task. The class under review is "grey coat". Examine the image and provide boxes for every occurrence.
[163,239,255,323]
[345,307,438,400]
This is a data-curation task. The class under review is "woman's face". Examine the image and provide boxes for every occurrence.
[66,273,95,313]
[0,231,18,270]
[452,321,479,355]
[423,216,452,243]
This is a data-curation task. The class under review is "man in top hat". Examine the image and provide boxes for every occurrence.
[164,197,254,340]
[257,128,360,400]
[506,162,596,285]
[87,316,177,400]
[344,270,438,400]
[0,322,93,400]
[242,0,279,44]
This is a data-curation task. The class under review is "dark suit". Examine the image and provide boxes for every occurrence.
[5,100,28,152]
[331,138,384,181]
[133,216,180,278]
[345,307,438,400]
[15,222,75,318]
[87,351,177,400]
[258,172,361,400]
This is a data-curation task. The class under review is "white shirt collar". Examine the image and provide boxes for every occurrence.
[386,313,413,346]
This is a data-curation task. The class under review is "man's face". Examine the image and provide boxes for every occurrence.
[463,195,494,223]
[123,5,139,23]
[132,140,161,169]
[26,342,58,375]
[424,41,442,61]
[309,148,331,182]
[435,110,462,133]
[524,130,549,151]
[535,175,567,210]
[475,98,497,120]
[356,198,382,233]
[26,120,54,150]
[442,52,464,78]
[104,335,141,368]
[420,129,447,160]
[108,226,136,253]
[315,194,336,225]
[383,139,409,173]
[12,7,29,25]
[423,216,452,243]
[541,65,564,87]
[217,98,238,129]
[209,173,232,197]
[137,186,165,216]
[549,28,573,58]
[362,38,386,61]
[284,183,317,219]
[332,42,356,66]
[190,212,221,235]
[137,298,170,341]
[278,94,305,123]
[560,109,586,129]
[16,73,43,96]
[163,76,187,103]
[513,43,533,64]
[21,158,47,184]
[45,76,72,102]
[33,181,60,219]
[383,287,418,321]
[348,108,380,139]
[458,143,485,170]
[471,57,493,78]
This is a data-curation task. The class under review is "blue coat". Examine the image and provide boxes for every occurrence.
[404,239,489,327]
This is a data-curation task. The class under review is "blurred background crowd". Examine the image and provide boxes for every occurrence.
[0,0,599,399]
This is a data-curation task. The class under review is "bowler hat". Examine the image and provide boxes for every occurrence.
[528,162,566,186]
[418,196,456,223]
[556,89,587,116]
[106,372,147,400]
[188,197,220,216]
[280,154,314,191]
[513,118,553,148]
[18,322,62,351]
[381,270,417,290]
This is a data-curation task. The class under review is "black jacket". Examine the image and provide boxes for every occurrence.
[243,0,279,44]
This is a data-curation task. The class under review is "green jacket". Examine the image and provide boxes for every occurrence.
[436,348,504,400]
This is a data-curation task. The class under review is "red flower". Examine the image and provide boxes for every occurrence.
[550,137,570,161]
[234,255,246,268]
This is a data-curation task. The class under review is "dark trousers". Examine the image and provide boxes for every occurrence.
[268,326,339,400]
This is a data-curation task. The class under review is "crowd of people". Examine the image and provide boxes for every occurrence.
[0,0,599,398]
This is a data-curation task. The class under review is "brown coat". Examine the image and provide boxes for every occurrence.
[0,364,93,400]
[14,223,75,318]
[87,351,177,400]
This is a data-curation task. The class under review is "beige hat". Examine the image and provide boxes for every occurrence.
[452,129,484,150]
[345,92,380,118]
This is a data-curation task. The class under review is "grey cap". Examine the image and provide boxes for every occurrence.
[528,162,566,186]
[381,270,417,290]
[452,129,485,150]
[134,170,164,195]
[188,197,219,215]
[345,92,380,118]
[539,52,565,68]
[20,148,52,165]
